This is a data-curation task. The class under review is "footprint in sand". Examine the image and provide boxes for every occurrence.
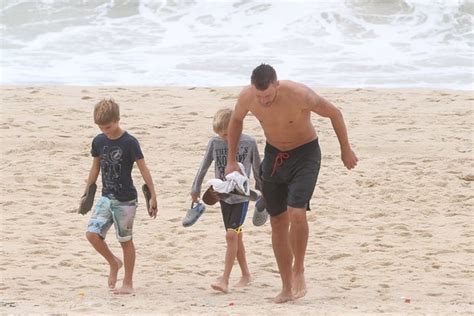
[168,217,181,223]
[221,95,236,100]
[42,184,59,190]
[328,253,351,261]
[59,260,73,267]
[460,174,474,181]
[32,263,49,269]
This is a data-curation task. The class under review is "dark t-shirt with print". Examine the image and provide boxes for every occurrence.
[91,131,144,202]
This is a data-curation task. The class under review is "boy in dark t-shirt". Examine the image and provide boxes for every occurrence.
[83,99,158,294]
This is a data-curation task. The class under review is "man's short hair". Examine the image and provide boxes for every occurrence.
[251,64,277,90]
[213,108,233,134]
[94,99,120,125]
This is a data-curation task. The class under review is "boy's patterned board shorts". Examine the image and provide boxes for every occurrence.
[87,196,137,242]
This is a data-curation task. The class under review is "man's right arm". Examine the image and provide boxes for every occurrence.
[305,87,358,170]
[225,92,249,175]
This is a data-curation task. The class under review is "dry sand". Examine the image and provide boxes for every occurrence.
[0,86,472,315]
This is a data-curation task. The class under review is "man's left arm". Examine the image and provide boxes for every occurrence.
[306,88,358,170]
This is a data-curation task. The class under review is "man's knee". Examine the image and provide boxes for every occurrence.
[288,207,307,224]
[270,211,290,228]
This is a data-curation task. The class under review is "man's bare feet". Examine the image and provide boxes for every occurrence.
[292,271,307,299]
[234,275,252,287]
[273,290,294,304]
[113,282,134,295]
[108,257,123,289]
[210,277,229,293]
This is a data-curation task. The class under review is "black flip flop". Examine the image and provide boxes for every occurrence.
[79,183,97,215]
[142,184,153,215]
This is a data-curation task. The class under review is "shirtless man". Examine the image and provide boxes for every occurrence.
[225,64,358,303]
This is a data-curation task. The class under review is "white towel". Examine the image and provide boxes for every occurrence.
[205,163,250,196]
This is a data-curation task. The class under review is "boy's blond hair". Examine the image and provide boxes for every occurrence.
[213,108,233,134]
[94,99,120,125]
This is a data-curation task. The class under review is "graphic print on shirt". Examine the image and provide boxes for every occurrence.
[101,145,123,194]
[215,146,249,178]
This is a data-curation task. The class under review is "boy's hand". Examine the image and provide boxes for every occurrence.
[141,184,157,219]
[148,197,158,219]
[191,192,200,203]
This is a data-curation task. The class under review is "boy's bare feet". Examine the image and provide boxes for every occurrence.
[234,275,252,287]
[211,277,229,293]
[108,257,123,289]
[273,290,294,304]
[292,271,307,299]
[113,282,134,295]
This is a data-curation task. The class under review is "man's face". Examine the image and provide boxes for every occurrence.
[254,82,278,107]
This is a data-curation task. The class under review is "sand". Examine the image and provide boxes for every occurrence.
[0,86,472,315]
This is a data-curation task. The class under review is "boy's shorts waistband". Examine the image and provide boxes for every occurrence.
[104,194,137,203]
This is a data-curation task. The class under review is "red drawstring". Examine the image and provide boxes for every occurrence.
[271,152,289,176]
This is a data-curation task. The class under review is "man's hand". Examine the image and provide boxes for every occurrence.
[225,161,241,176]
[341,148,358,170]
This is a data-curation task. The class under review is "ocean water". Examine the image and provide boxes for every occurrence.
[1,0,473,89]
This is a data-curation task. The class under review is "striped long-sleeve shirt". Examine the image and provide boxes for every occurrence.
[191,134,262,204]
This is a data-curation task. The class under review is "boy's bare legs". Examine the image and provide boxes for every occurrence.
[288,207,308,299]
[270,211,294,303]
[114,240,135,294]
[234,232,251,287]
[211,229,238,293]
[86,232,123,289]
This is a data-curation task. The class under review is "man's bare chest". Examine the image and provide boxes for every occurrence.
[252,103,304,127]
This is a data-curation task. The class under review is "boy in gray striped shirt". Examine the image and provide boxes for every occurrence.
[190,108,262,293]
